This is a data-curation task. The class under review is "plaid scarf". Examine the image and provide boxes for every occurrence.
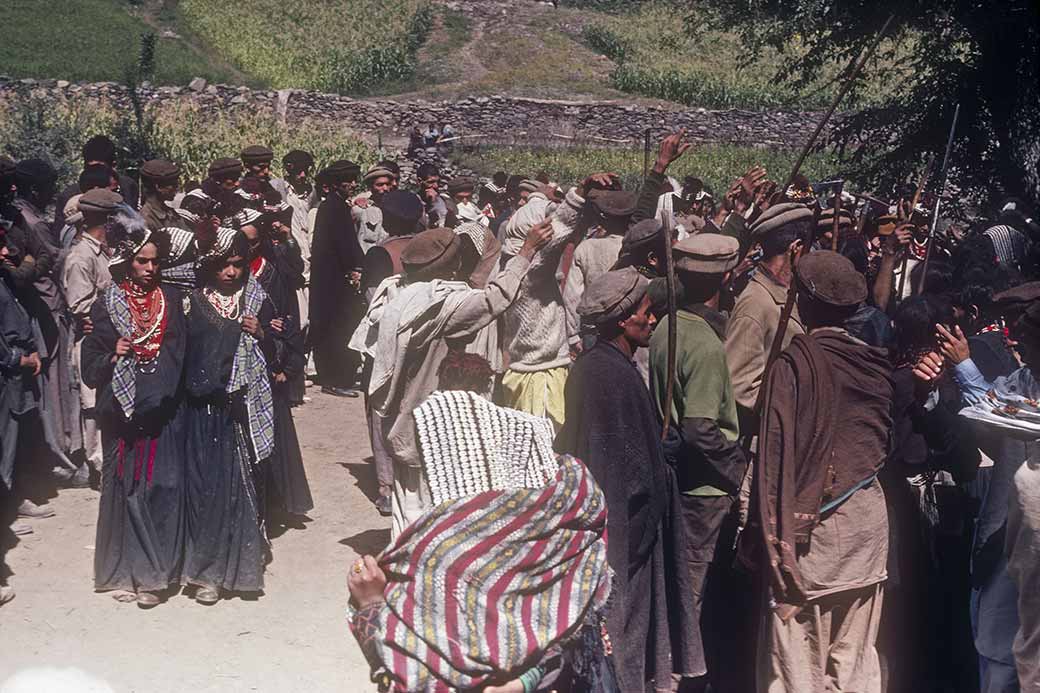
[370,455,611,692]
[104,284,138,419]
[227,274,274,461]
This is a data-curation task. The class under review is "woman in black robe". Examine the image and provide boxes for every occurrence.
[181,230,276,604]
[241,211,313,520]
[82,210,187,608]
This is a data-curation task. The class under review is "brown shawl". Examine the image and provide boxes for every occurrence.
[754,329,893,604]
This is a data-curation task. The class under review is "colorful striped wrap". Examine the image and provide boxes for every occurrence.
[375,454,611,692]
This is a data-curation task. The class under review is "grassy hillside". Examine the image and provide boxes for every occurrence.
[454,143,838,199]
[0,0,240,85]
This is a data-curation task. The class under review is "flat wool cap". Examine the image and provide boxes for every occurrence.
[588,190,637,219]
[323,160,361,183]
[621,218,664,254]
[816,207,854,230]
[795,250,867,307]
[78,188,124,215]
[240,145,274,166]
[749,202,813,239]
[140,159,180,183]
[518,179,541,194]
[208,157,243,180]
[993,282,1040,312]
[673,233,739,273]
[578,267,649,325]
[447,176,477,195]
[380,190,424,224]
[402,227,462,278]
[282,149,315,169]
[364,165,397,184]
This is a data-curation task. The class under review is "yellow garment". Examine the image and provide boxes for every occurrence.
[499,367,568,431]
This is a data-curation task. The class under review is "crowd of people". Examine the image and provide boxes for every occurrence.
[2,125,1039,693]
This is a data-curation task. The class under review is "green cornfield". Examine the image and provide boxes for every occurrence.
[0,97,375,188]
[179,0,432,94]
[455,143,839,199]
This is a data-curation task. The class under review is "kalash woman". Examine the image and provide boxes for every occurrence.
[181,229,276,604]
[82,207,187,608]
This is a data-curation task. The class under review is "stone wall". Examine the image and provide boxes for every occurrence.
[0,77,829,149]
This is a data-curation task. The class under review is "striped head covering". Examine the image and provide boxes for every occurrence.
[372,454,610,691]
[227,273,274,461]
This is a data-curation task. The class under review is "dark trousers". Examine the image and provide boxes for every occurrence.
[312,322,360,390]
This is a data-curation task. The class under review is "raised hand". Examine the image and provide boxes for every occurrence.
[520,219,554,258]
[653,129,691,174]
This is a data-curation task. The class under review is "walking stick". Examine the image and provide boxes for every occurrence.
[740,14,895,451]
[916,103,961,296]
[661,204,678,442]
[895,154,935,301]
[642,128,652,183]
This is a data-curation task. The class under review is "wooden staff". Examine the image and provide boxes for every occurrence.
[782,14,894,190]
[916,103,961,296]
[642,128,652,182]
[830,180,845,251]
[895,154,935,300]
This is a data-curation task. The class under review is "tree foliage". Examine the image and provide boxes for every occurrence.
[699,0,1040,208]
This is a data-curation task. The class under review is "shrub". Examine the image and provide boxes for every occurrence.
[0,96,375,187]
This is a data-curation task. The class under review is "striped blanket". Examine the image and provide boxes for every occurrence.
[375,454,611,692]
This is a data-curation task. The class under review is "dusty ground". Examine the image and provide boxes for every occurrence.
[0,388,386,692]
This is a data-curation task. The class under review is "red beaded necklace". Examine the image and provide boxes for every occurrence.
[122,280,168,366]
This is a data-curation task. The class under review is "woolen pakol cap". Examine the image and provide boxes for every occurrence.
[578,267,649,325]
[381,190,424,224]
[208,157,243,179]
[282,149,314,169]
[749,202,813,239]
[78,188,124,215]
[447,176,477,195]
[140,159,180,183]
[673,233,739,273]
[816,207,854,230]
[795,250,867,307]
[588,190,637,218]
[364,165,397,183]
[621,218,664,254]
[240,145,274,166]
[401,227,462,276]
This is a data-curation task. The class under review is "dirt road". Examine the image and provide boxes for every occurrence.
[1,390,385,692]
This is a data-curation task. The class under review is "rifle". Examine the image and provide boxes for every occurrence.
[742,14,894,450]
[916,103,961,296]
[895,155,935,301]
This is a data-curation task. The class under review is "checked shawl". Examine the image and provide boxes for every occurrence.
[375,455,611,692]
[103,284,139,419]
[227,274,274,461]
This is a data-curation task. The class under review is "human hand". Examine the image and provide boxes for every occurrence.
[519,219,554,258]
[241,315,263,339]
[354,197,370,209]
[349,271,362,289]
[20,352,41,376]
[80,316,94,336]
[653,129,691,174]
[912,351,944,390]
[937,323,970,365]
[578,173,618,198]
[484,680,525,693]
[270,318,285,333]
[273,372,288,384]
[754,180,777,211]
[348,555,387,609]
[739,166,768,199]
[114,337,133,357]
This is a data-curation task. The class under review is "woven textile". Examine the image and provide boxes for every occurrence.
[227,274,274,460]
[415,391,558,506]
[103,284,137,419]
[376,454,611,692]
